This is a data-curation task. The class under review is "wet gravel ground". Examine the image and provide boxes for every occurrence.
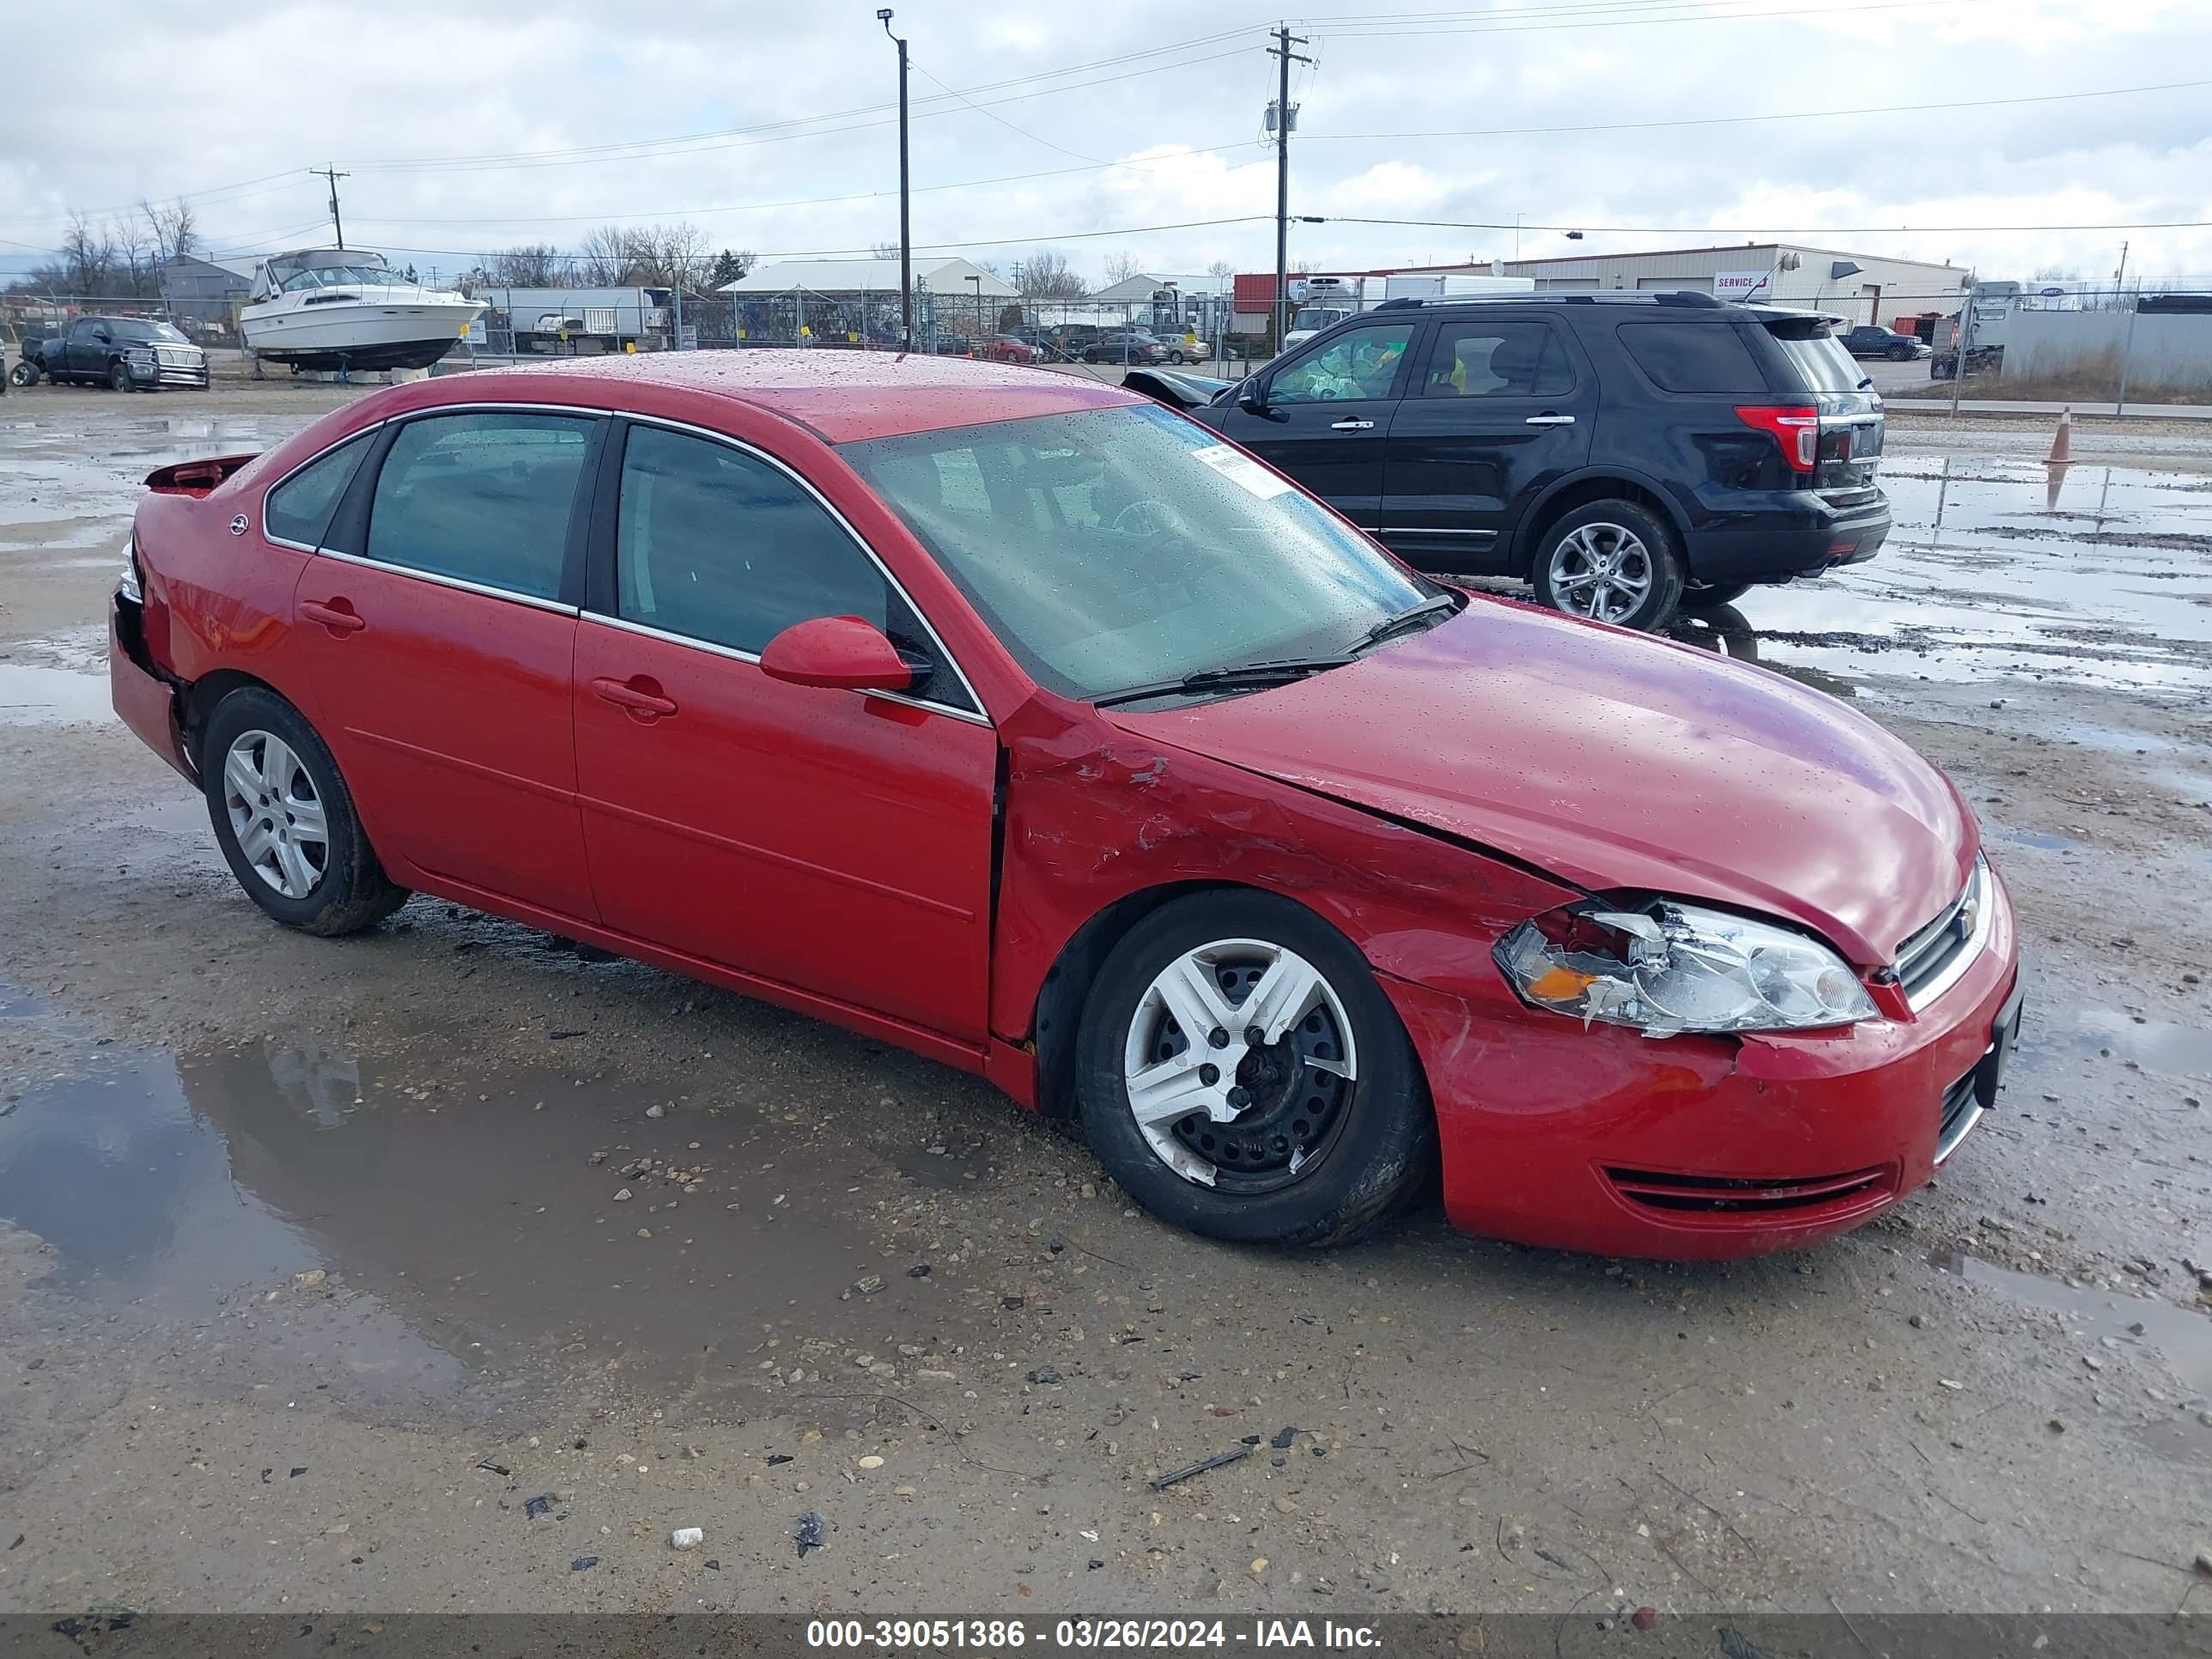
[0,384,2208,1619]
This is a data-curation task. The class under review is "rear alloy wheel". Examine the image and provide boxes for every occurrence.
[109,359,133,392]
[1076,891,1433,1247]
[203,687,407,935]
[1532,500,1685,632]
[7,359,35,387]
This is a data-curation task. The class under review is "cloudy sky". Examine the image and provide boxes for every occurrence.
[3,0,2207,291]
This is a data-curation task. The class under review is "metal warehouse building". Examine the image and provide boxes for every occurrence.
[1501,244,1969,326]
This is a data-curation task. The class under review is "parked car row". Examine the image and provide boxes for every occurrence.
[8,315,210,391]
[109,346,2014,1262]
[1128,290,1890,633]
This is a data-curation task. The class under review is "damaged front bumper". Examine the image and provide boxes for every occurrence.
[1382,870,2020,1259]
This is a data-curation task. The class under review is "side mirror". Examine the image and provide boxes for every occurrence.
[1237,375,1268,410]
[759,615,918,693]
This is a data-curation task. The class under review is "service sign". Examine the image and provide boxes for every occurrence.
[1714,269,1775,301]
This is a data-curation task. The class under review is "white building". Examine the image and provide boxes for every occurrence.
[1501,244,1969,327]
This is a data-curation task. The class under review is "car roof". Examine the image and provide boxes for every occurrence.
[449,349,1141,443]
[1370,292,1841,326]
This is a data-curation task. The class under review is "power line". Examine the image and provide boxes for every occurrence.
[1302,76,2211,143]
[337,143,1264,228]
[1325,214,2212,235]
[349,215,1276,269]
[1308,0,1994,34]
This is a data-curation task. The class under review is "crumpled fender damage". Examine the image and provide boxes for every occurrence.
[988,692,1586,1097]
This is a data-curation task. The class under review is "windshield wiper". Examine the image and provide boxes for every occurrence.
[1345,592,1460,654]
[1091,655,1352,709]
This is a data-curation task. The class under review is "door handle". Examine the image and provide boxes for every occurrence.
[590,676,678,720]
[1329,417,1376,430]
[1524,414,1577,427]
[300,599,366,635]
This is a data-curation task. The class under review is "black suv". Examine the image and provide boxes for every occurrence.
[1839,324,1929,361]
[1134,291,1888,631]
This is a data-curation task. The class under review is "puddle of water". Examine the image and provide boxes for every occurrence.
[0,661,112,726]
[1988,824,2084,853]
[1931,1248,2212,1459]
[0,992,901,1403]
[1730,454,2212,696]
[2027,1005,2212,1082]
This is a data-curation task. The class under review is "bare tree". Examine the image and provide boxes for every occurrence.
[111,213,153,297]
[141,198,199,269]
[1206,259,1234,282]
[871,241,901,260]
[1015,249,1086,302]
[486,245,563,287]
[62,212,117,295]
[576,225,644,287]
[637,221,709,291]
[1102,252,1148,286]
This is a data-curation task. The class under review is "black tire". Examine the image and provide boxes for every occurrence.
[7,359,33,387]
[1890,344,1915,361]
[1074,890,1435,1248]
[1529,498,1686,632]
[1082,349,1100,363]
[1681,580,1753,609]
[109,359,132,392]
[1167,349,1186,364]
[201,687,408,937]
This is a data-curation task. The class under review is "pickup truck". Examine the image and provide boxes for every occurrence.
[9,315,210,391]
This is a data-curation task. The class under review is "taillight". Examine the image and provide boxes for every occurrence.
[1735,404,1820,474]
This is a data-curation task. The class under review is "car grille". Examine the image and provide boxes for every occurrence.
[1936,1066,1982,1164]
[1603,1164,1893,1218]
[1894,857,1989,1007]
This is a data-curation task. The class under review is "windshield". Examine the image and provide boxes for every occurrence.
[1768,327,1869,392]
[844,404,1440,703]
[108,319,189,343]
[278,264,407,292]
[1291,307,1351,331]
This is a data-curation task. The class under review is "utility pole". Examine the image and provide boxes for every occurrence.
[1267,24,1312,354]
[879,9,914,352]
[314,167,350,250]
[2113,239,2130,298]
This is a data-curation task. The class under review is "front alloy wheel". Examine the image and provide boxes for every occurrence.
[1121,939,1358,1191]
[1075,891,1434,1247]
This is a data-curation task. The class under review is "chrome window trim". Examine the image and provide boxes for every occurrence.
[610,410,989,722]
[1902,857,1993,1015]
[314,545,577,616]
[580,610,990,728]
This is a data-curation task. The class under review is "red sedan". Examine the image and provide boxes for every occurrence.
[977,334,1043,366]
[109,352,2021,1257]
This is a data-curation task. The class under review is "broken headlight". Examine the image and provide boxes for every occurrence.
[1496,901,1875,1038]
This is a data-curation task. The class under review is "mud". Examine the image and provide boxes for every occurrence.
[1,385,2209,1617]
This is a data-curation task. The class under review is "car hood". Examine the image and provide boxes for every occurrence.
[1106,599,1975,965]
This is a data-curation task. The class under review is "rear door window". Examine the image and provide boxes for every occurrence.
[1419,320,1574,398]
[364,412,594,601]
[264,434,371,548]
[1615,322,1768,394]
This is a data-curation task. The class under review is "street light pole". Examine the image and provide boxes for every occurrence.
[879,9,913,352]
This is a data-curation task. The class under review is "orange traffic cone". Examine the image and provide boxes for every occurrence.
[2047,407,2073,465]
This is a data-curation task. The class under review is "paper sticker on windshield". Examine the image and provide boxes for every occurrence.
[1191,444,1293,499]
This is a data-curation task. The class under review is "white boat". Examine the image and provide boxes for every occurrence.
[240,249,485,374]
